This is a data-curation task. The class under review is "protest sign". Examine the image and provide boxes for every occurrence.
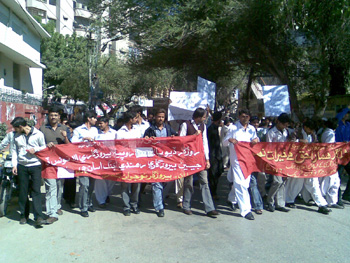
[36,135,206,183]
[234,141,350,179]
[263,85,291,116]
[197,76,216,110]
[168,91,208,121]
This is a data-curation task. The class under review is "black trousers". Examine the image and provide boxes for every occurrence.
[17,164,43,220]
[63,178,77,204]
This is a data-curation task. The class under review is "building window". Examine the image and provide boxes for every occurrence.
[27,7,47,18]
[13,63,20,90]
[49,0,56,6]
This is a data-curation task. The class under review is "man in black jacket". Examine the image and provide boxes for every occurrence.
[144,108,177,217]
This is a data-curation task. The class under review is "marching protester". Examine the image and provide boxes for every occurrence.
[319,118,342,208]
[335,107,350,203]
[11,117,46,227]
[223,109,259,220]
[179,107,220,218]
[249,116,264,215]
[207,111,224,200]
[131,105,150,138]
[116,111,142,216]
[285,119,331,214]
[71,110,99,217]
[40,106,70,224]
[144,108,177,217]
[265,113,291,213]
[94,116,118,208]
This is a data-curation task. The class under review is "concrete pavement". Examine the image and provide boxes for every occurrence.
[0,174,349,263]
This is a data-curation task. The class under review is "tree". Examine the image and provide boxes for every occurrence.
[90,0,350,119]
[41,33,90,102]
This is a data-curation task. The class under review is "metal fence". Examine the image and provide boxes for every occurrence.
[0,88,42,106]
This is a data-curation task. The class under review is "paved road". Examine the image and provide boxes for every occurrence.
[1,173,349,263]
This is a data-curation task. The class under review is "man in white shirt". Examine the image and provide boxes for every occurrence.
[285,119,331,214]
[94,116,118,208]
[131,105,150,138]
[116,111,141,216]
[179,108,219,218]
[265,113,291,213]
[223,109,258,220]
[71,110,98,217]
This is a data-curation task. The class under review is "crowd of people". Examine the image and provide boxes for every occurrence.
[0,104,349,228]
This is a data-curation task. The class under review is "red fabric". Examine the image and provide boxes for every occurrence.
[36,135,205,183]
[234,142,350,179]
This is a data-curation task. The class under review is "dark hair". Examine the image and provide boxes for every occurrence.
[303,119,317,131]
[250,116,259,122]
[223,117,231,126]
[277,113,291,124]
[69,121,79,129]
[325,118,338,130]
[98,116,109,123]
[130,105,143,114]
[48,106,61,114]
[11,117,27,127]
[192,108,206,119]
[83,110,97,123]
[155,108,167,115]
[123,111,137,123]
[238,109,250,116]
[212,111,222,122]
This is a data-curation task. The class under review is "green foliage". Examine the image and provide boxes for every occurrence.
[41,33,89,102]
[90,0,350,118]
[0,123,7,141]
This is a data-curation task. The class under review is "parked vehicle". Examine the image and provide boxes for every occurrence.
[0,154,16,217]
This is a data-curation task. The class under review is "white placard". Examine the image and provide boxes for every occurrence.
[57,167,75,179]
[135,147,155,158]
[197,76,216,110]
[263,85,291,116]
[168,92,208,121]
[139,98,153,107]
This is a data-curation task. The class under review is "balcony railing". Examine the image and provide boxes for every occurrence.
[0,87,42,106]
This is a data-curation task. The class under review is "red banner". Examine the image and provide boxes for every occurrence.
[35,135,205,183]
[234,142,350,179]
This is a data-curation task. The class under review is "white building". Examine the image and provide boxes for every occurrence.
[0,0,50,97]
[24,0,134,58]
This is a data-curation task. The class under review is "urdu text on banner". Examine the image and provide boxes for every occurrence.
[35,135,206,183]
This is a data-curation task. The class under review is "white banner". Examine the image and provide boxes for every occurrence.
[168,91,208,121]
[263,85,291,116]
[197,76,216,110]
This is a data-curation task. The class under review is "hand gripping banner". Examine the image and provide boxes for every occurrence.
[35,135,206,183]
[234,142,350,179]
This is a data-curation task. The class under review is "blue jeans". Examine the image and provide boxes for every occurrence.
[249,173,263,210]
[152,182,164,211]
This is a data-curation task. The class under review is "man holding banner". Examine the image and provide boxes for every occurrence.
[71,110,99,218]
[223,109,258,220]
[116,111,142,216]
[179,108,219,218]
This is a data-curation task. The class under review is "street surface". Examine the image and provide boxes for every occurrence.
[0,173,349,263]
